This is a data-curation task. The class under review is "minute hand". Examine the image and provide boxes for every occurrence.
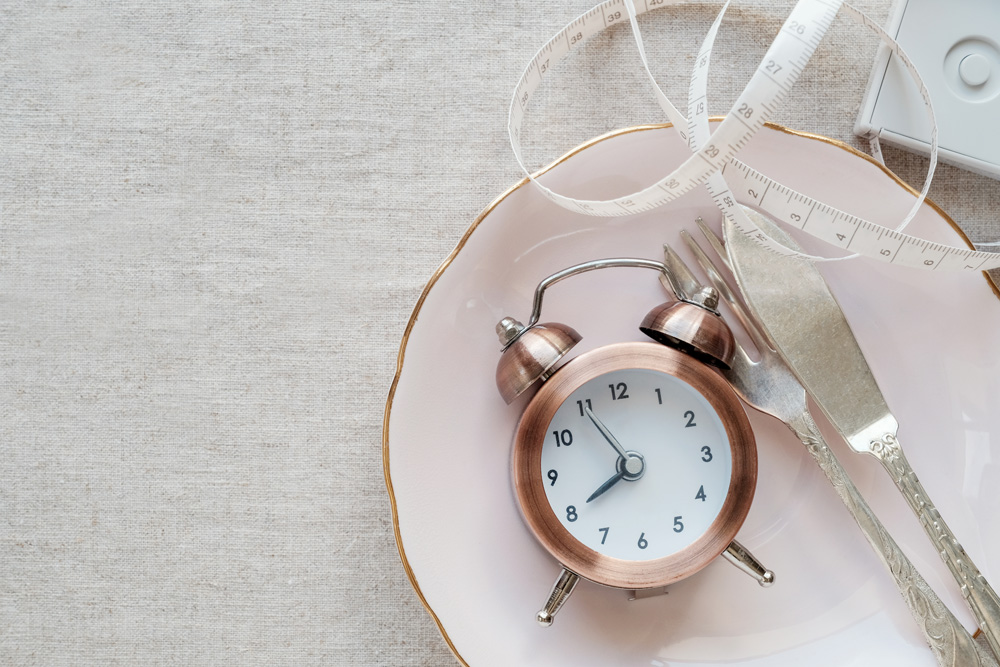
[584,406,629,459]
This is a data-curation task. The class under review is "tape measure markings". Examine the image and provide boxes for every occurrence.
[507,0,999,270]
[684,0,861,266]
[511,0,749,215]
[727,157,1000,269]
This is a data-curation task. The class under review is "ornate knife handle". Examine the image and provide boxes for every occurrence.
[789,414,994,667]
[870,434,1000,662]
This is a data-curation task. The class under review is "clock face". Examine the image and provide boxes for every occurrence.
[540,367,733,562]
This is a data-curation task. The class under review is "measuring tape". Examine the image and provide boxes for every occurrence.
[508,0,1000,272]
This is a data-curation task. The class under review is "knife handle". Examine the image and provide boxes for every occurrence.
[870,434,1000,662]
[788,412,995,667]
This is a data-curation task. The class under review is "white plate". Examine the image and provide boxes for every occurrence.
[384,121,1000,666]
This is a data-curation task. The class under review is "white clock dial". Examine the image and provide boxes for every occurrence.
[540,367,733,561]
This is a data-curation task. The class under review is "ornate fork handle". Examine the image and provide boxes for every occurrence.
[678,225,993,664]
[788,413,995,667]
[869,433,1000,661]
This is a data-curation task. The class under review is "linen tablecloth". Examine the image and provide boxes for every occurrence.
[2,1,997,664]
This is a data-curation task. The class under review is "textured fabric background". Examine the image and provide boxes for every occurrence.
[1,1,998,665]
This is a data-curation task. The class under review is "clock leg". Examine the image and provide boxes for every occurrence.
[536,567,580,627]
[722,540,775,587]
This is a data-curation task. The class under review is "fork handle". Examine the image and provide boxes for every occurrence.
[787,412,996,667]
[869,433,1000,662]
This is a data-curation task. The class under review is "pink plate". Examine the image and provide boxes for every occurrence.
[384,121,1000,666]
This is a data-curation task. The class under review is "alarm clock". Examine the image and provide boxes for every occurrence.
[493,250,773,626]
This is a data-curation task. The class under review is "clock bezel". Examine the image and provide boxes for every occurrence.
[512,341,757,590]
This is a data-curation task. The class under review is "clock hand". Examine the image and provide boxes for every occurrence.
[583,406,631,459]
[581,406,645,504]
[586,450,646,503]
[586,468,627,503]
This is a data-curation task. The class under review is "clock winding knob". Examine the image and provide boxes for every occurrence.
[496,317,526,345]
[689,285,720,311]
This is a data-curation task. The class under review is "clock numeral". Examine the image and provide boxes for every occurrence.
[673,516,684,533]
[701,446,713,462]
[654,388,662,404]
[552,429,573,447]
[598,527,609,545]
[609,382,629,400]
[547,469,558,486]
[637,532,648,549]
[576,399,592,416]
[684,410,697,427]
[566,505,578,522]
[695,485,706,501]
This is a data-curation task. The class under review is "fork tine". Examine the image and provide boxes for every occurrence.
[680,228,773,355]
[694,217,731,274]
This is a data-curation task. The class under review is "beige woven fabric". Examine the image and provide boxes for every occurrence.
[1,1,997,665]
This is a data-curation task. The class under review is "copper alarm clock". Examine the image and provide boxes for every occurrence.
[493,250,773,626]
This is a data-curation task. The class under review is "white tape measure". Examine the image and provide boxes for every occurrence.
[508,0,1000,272]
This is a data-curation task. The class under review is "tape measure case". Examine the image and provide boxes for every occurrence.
[856,0,1000,179]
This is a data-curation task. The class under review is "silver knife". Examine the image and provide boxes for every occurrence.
[685,225,993,666]
[723,206,1000,661]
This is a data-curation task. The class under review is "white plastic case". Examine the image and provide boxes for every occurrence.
[855,0,1000,179]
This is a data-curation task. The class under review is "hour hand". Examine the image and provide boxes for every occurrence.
[587,469,626,503]
[584,406,630,459]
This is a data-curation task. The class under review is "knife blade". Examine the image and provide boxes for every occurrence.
[723,205,1000,661]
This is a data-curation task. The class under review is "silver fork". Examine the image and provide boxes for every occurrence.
[680,221,995,667]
